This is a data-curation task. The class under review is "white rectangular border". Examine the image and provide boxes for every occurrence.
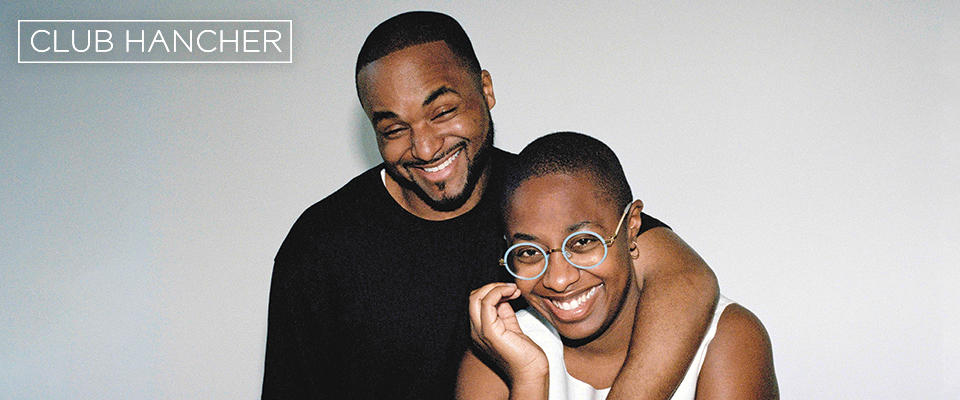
[18,19,293,64]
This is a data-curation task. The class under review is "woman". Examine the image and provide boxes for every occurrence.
[457,132,778,399]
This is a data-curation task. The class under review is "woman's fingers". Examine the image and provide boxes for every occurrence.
[469,283,520,345]
[467,282,549,383]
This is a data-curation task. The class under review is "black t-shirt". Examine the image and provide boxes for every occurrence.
[262,148,668,399]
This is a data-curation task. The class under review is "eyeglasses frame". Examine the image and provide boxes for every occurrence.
[500,203,634,281]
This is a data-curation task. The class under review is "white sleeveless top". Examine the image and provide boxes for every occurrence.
[515,295,734,399]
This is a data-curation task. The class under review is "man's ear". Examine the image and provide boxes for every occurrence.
[628,199,644,239]
[480,70,495,109]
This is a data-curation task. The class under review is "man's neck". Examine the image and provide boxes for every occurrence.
[382,167,490,221]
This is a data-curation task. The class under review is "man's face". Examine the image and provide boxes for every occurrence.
[356,41,496,212]
[505,173,639,342]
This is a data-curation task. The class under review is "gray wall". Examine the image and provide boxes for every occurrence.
[2,1,957,398]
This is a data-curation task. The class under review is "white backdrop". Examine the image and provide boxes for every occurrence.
[2,1,957,398]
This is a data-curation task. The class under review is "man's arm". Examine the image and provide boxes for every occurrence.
[607,227,720,399]
[261,246,338,398]
[261,259,320,398]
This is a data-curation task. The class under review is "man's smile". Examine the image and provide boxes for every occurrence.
[423,148,461,173]
[406,144,467,186]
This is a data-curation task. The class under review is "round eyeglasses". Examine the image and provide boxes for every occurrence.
[500,204,632,280]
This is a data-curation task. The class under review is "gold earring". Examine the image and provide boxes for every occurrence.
[630,242,640,259]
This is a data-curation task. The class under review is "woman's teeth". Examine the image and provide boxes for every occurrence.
[423,149,460,173]
[550,285,601,311]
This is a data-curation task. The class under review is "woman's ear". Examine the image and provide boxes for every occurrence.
[628,199,644,240]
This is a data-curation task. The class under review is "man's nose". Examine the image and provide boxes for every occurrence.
[409,125,443,162]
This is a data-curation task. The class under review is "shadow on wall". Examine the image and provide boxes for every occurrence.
[353,106,383,168]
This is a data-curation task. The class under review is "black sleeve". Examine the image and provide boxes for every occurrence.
[261,257,330,398]
[262,215,342,398]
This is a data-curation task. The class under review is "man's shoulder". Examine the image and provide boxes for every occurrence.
[485,147,516,187]
[276,165,385,257]
[298,165,384,221]
[491,147,516,162]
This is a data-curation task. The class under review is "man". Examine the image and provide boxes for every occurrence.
[262,11,718,399]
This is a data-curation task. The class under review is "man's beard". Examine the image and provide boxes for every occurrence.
[387,117,494,213]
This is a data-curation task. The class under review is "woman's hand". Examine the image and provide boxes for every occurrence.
[468,282,549,385]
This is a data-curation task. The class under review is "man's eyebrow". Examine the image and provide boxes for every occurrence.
[370,110,398,127]
[422,86,458,107]
[369,87,458,127]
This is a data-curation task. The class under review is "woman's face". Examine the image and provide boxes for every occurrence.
[504,173,639,341]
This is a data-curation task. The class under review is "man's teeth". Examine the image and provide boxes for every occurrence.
[423,149,460,173]
[550,285,601,311]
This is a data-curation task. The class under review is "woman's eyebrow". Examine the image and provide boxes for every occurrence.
[566,220,594,233]
[510,232,538,242]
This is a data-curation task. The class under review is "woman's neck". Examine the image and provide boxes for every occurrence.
[562,277,641,389]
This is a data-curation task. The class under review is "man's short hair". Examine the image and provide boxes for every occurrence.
[502,132,633,214]
[355,11,482,77]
